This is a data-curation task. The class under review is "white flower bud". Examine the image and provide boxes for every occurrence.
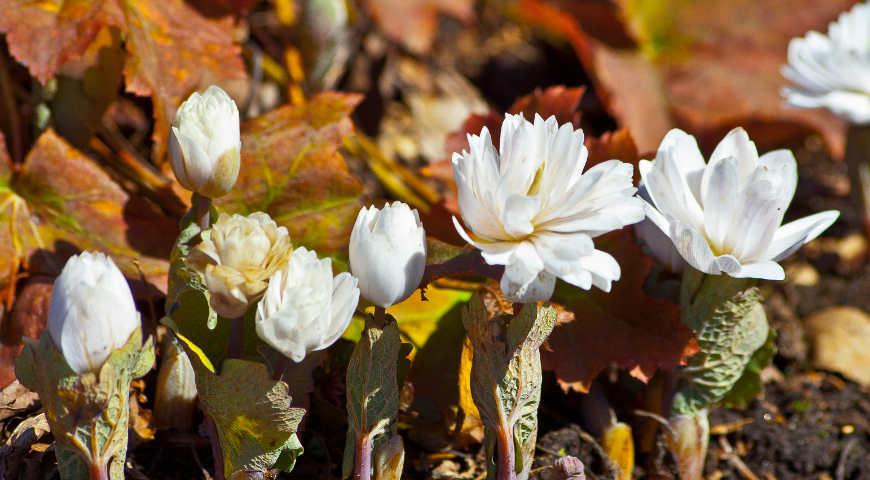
[169,85,241,198]
[255,247,360,362]
[349,201,427,308]
[47,252,141,374]
[188,212,294,318]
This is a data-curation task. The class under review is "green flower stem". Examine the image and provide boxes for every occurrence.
[192,192,211,230]
[344,313,402,480]
[227,314,245,359]
[463,296,556,480]
[668,268,769,480]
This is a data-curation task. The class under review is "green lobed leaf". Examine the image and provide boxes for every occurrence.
[671,269,769,415]
[719,329,777,410]
[191,356,305,477]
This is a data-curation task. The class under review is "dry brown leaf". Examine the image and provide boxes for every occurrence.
[805,306,870,387]
[120,0,248,163]
[0,0,123,83]
[365,0,473,53]
[518,0,853,157]
[217,92,365,264]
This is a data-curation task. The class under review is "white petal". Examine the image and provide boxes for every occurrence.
[758,149,798,208]
[452,216,517,265]
[656,129,706,201]
[730,261,785,280]
[725,177,786,261]
[643,150,705,231]
[783,88,870,124]
[701,155,740,252]
[764,210,840,261]
[532,232,593,279]
[634,218,685,273]
[574,249,621,292]
[704,127,758,191]
[669,221,718,275]
[500,194,540,238]
[499,242,554,302]
[315,272,359,352]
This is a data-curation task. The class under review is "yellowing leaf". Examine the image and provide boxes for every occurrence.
[0,0,123,83]
[217,93,365,267]
[0,130,175,296]
[120,0,248,162]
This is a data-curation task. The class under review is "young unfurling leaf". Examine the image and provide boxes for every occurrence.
[463,294,556,480]
[343,318,403,479]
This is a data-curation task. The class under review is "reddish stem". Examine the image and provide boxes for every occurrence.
[496,425,516,480]
[353,433,372,480]
[192,192,211,230]
[89,461,109,480]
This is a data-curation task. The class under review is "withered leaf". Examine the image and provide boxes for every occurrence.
[519,0,854,156]
[542,230,695,393]
[365,0,473,53]
[0,129,175,299]
[0,0,123,83]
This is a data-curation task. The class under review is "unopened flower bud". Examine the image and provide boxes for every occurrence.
[154,338,197,431]
[47,252,141,374]
[256,247,359,362]
[350,202,427,308]
[169,85,241,198]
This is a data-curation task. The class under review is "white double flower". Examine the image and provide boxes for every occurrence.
[451,113,645,302]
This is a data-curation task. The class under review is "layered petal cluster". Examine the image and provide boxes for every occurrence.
[640,128,839,280]
[255,247,359,362]
[170,85,241,197]
[48,252,141,374]
[782,2,870,124]
[188,212,293,318]
[350,201,427,308]
[452,113,645,302]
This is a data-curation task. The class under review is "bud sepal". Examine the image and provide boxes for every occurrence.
[15,328,154,480]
